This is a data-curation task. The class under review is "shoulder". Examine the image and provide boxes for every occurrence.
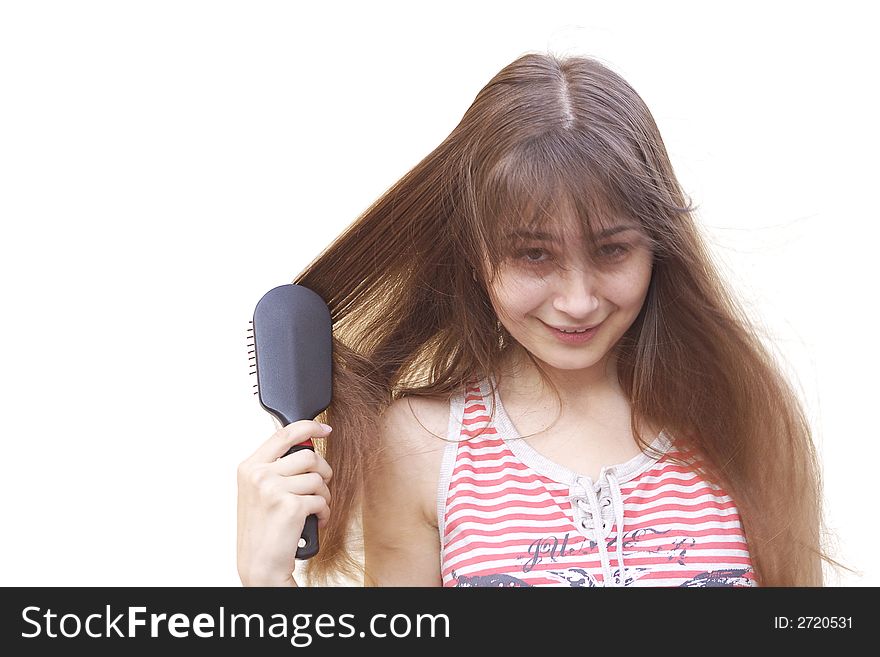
[379,394,451,446]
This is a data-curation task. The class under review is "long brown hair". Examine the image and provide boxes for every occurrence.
[291,51,845,586]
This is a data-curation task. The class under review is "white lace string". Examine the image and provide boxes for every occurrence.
[568,469,626,586]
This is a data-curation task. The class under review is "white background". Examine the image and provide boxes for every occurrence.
[1,1,876,586]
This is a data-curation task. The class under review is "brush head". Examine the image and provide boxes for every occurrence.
[248,284,333,427]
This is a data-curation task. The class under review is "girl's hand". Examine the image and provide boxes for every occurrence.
[236,420,333,586]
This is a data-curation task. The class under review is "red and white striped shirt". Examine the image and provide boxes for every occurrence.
[437,376,757,587]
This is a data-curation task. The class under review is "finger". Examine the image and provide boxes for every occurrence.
[293,494,331,526]
[248,420,332,464]
[272,447,333,482]
[282,473,332,505]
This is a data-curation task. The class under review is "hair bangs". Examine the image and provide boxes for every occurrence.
[475,138,661,276]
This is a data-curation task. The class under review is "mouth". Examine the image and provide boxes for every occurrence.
[540,319,603,344]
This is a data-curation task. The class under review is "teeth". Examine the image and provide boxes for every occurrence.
[559,328,589,334]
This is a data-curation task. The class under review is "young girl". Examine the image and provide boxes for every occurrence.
[236,51,839,587]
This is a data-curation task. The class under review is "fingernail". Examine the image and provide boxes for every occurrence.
[320,423,333,432]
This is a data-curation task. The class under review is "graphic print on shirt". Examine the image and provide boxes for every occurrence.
[450,528,754,587]
[513,528,753,587]
[439,379,758,587]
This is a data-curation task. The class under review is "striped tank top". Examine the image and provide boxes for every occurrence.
[437,376,758,587]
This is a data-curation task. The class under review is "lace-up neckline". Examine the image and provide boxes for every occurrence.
[566,469,627,585]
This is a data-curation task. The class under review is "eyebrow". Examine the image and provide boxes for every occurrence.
[505,225,638,241]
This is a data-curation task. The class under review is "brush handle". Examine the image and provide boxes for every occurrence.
[284,440,320,560]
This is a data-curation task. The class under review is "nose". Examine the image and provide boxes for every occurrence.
[552,267,600,318]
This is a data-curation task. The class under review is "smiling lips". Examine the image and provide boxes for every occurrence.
[543,320,602,344]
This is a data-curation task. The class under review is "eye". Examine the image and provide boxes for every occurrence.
[515,248,550,265]
[597,244,630,260]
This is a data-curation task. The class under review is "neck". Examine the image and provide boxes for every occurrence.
[496,344,624,410]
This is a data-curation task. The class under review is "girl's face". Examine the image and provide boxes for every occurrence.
[485,215,654,379]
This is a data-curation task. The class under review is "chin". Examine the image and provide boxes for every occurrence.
[550,355,605,370]
[530,346,605,369]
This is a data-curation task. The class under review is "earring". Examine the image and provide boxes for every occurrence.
[495,319,507,349]
[471,268,477,282]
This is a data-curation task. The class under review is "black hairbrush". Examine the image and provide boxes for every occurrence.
[246,283,333,560]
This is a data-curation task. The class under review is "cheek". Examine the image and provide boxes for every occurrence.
[609,264,652,307]
[488,276,547,318]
